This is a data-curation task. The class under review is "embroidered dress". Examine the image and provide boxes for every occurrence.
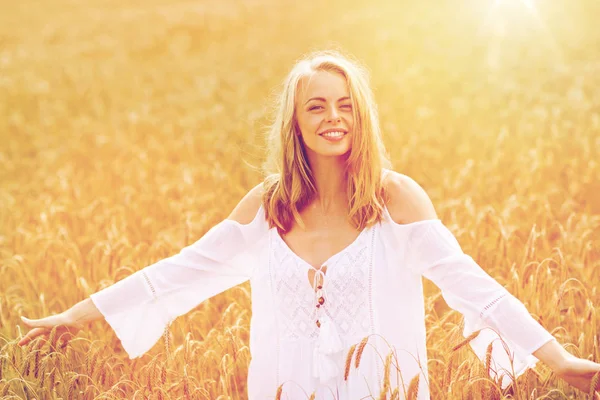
[90,176,556,399]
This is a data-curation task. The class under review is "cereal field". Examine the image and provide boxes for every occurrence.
[1,0,599,398]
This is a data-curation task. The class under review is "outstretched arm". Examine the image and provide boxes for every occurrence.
[18,298,100,346]
[533,337,600,393]
[384,170,600,393]
[19,183,266,357]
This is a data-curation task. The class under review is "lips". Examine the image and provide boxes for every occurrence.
[318,128,348,135]
[318,129,348,142]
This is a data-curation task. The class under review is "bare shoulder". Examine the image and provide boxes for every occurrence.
[382,169,438,224]
[226,183,265,225]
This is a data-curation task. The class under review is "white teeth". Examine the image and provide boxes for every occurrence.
[321,131,345,138]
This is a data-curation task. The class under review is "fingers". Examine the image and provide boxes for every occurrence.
[18,314,79,348]
[21,314,66,328]
[17,327,48,346]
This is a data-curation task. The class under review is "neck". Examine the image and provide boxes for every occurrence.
[306,153,348,213]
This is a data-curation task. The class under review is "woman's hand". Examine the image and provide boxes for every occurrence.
[18,298,103,347]
[18,312,83,347]
[555,356,600,395]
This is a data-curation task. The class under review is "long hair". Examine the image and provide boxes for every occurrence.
[261,49,392,234]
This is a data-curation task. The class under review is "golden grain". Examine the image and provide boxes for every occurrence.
[89,350,100,378]
[407,374,420,400]
[20,350,32,376]
[48,367,57,391]
[443,353,455,391]
[0,381,10,397]
[147,357,155,392]
[590,370,600,397]
[67,374,78,399]
[355,337,369,369]
[344,344,356,381]
[484,341,494,378]
[161,363,168,385]
[183,364,190,399]
[3,0,600,399]
[33,340,42,378]
[39,357,48,387]
[452,330,481,352]
[48,326,58,353]
[382,351,393,395]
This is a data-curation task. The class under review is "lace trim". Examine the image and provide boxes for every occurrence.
[367,223,382,386]
[267,225,378,389]
[267,232,281,388]
[271,229,372,341]
[480,292,509,319]
[141,270,171,359]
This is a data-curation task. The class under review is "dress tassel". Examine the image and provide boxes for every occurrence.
[312,315,344,383]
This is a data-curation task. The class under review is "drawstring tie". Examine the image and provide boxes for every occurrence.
[311,268,343,384]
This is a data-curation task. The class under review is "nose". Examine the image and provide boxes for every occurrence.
[326,107,341,122]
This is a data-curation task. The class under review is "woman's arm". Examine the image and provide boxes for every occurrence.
[532,339,573,373]
[18,298,102,346]
[533,340,600,393]
[384,170,600,394]
[19,183,265,352]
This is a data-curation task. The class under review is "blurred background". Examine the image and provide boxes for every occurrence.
[1,0,599,398]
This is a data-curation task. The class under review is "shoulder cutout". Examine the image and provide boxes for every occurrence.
[226,183,265,225]
[383,170,438,225]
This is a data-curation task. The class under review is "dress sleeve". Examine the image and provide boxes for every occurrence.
[89,206,268,359]
[402,220,556,389]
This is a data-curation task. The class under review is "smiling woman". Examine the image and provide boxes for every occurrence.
[297,72,353,152]
[17,49,600,400]
[297,73,353,162]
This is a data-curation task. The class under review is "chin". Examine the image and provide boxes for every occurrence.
[315,146,352,158]
[302,137,352,159]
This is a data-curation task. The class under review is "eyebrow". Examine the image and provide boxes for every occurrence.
[304,96,351,105]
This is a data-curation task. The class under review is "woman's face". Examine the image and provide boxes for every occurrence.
[295,70,354,159]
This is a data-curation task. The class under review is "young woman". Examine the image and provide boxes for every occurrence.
[18,50,600,399]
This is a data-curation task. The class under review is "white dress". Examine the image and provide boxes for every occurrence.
[90,189,556,399]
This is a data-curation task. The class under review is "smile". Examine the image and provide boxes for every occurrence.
[319,131,346,138]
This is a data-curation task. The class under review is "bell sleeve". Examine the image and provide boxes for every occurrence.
[402,219,556,389]
[89,206,268,359]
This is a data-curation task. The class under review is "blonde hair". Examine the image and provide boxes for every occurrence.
[261,49,392,233]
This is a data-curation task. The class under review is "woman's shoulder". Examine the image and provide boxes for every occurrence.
[381,169,439,225]
[226,183,265,225]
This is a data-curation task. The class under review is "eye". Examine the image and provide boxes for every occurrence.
[309,105,323,111]
[341,104,352,110]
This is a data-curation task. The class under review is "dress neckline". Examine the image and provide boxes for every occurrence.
[273,226,368,270]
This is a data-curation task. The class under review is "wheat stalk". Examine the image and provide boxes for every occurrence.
[452,330,481,352]
[382,351,393,395]
[48,327,58,353]
[590,370,600,397]
[344,344,356,380]
[407,374,420,400]
[355,337,369,369]
[0,380,10,397]
[443,353,455,391]
[485,341,494,378]
[48,367,57,391]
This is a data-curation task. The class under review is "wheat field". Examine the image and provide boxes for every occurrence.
[1,0,599,398]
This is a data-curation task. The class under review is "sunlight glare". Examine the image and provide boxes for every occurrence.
[494,0,537,9]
